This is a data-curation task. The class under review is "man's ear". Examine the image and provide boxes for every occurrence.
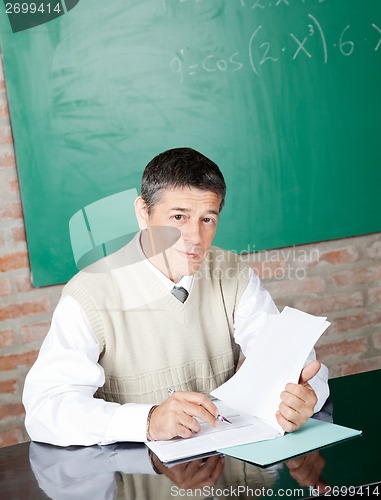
[134,196,149,230]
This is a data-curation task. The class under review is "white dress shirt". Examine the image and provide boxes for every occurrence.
[23,261,329,447]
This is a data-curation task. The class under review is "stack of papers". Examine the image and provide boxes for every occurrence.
[211,306,330,433]
[147,307,333,463]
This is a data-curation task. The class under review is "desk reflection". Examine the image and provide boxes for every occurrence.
[29,401,333,499]
[29,443,329,499]
[30,441,278,499]
[2,374,377,499]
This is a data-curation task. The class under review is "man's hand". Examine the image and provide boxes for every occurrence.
[286,451,328,493]
[276,360,320,432]
[150,453,225,489]
[148,391,218,441]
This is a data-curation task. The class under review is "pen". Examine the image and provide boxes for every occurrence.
[167,388,232,424]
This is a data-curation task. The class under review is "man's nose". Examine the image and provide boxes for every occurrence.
[182,220,201,246]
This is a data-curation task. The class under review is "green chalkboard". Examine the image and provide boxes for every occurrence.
[1,0,381,286]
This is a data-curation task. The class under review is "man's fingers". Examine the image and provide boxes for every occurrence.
[277,363,320,434]
[148,391,219,440]
[169,455,225,490]
[286,451,326,488]
[286,455,307,469]
[278,385,317,432]
[279,402,300,423]
[201,455,224,475]
[282,385,317,414]
[299,360,320,385]
[182,403,217,428]
[203,456,225,486]
[180,392,219,420]
[175,424,194,439]
[171,392,218,427]
[276,411,298,433]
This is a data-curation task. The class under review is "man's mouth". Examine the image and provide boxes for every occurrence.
[176,249,202,260]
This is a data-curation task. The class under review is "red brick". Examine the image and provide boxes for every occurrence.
[373,332,381,350]
[368,287,381,305]
[0,100,9,119]
[20,321,50,344]
[334,312,381,333]
[0,124,12,144]
[0,379,17,394]
[340,356,381,376]
[250,260,284,280]
[316,339,368,359]
[8,177,20,195]
[0,202,22,219]
[16,272,32,292]
[331,266,381,287]
[318,247,358,265]
[0,427,24,448]
[0,350,39,371]
[295,291,364,315]
[266,276,325,298]
[11,226,26,244]
[0,403,24,419]
[0,251,29,272]
[0,296,50,322]
[367,241,381,259]
[0,149,15,166]
[0,330,14,348]
[0,277,11,297]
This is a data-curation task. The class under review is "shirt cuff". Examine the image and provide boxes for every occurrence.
[104,403,154,443]
[103,443,158,474]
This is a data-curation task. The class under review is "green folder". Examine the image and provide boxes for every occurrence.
[218,419,362,466]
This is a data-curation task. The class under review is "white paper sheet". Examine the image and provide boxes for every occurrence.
[211,307,330,433]
[146,400,279,463]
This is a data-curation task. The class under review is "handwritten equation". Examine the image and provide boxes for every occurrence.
[239,0,326,8]
[169,16,381,81]
[163,0,326,11]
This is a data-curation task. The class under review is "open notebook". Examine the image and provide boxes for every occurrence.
[147,402,361,464]
[146,399,280,463]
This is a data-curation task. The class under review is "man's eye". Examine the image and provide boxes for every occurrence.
[173,214,184,221]
[203,217,214,224]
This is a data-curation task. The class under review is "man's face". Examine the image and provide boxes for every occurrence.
[136,187,221,282]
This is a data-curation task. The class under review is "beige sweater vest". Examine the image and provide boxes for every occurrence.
[62,235,249,405]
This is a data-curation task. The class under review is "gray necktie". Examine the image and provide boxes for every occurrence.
[171,286,189,303]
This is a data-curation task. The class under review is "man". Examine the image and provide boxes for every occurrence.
[23,147,329,446]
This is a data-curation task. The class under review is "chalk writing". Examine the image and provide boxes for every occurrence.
[249,19,380,72]
[240,0,326,7]
[170,50,243,82]
[170,15,380,81]
[372,23,381,51]
[162,0,326,11]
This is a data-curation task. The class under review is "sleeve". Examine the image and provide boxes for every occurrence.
[22,295,154,447]
[234,268,329,412]
[233,267,279,357]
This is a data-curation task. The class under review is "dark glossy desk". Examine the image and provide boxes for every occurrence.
[0,370,380,499]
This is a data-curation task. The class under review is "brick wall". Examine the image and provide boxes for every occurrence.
[0,61,64,447]
[1,59,380,447]
[250,237,381,378]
